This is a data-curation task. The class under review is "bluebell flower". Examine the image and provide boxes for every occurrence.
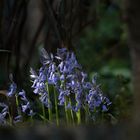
[33,82,46,94]
[30,67,46,95]
[13,115,23,124]
[28,110,35,117]
[104,97,112,106]
[0,103,8,125]
[40,92,51,108]
[0,112,7,125]
[55,48,67,60]
[21,100,35,117]
[21,102,30,113]
[68,52,81,69]
[58,90,65,105]
[66,103,72,109]
[58,62,64,72]
[18,90,28,102]
[83,82,92,89]
[92,74,98,85]
[81,72,87,83]
[51,63,56,72]
[73,102,81,112]
[7,82,17,97]
[58,89,70,105]
[40,48,53,65]
[30,68,38,79]
[48,71,59,85]
[39,68,47,82]
[60,74,65,81]
[102,105,108,112]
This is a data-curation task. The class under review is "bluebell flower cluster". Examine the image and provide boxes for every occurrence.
[0,79,34,125]
[18,90,34,116]
[30,48,111,114]
[0,48,111,125]
[86,76,111,112]
[0,103,8,125]
[30,67,51,108]
[8,81,34,117]
[7,81,17,97]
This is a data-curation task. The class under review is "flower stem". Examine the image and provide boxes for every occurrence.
[46,83,52,122]
[8,111,13,126]
[42,103,46,123]
[69,98,74,125]
[75,94,81,125]
[64,97,69,124]
[30,115,33,125]
[54,87,59,126]
[76,109,81,125]
[63,80,70,125]
[15,94,21,116]
[84,104,89,124]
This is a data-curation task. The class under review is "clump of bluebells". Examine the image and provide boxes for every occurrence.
[0,75,34,126]
[30,48,111,125]
[0,48,111,126]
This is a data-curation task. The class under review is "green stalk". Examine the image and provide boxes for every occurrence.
[30,115,33,125]
[76,109,81,125]
[46,83,52,122]
[53,87,59,126]
[84,104,90,124]
[64,97,69,124]
[41,102,46,123]
[75,94,81,125]
[8,111,12,126]
[69,98,74,125]
[15,95,21,115]
[63,80,70,125]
